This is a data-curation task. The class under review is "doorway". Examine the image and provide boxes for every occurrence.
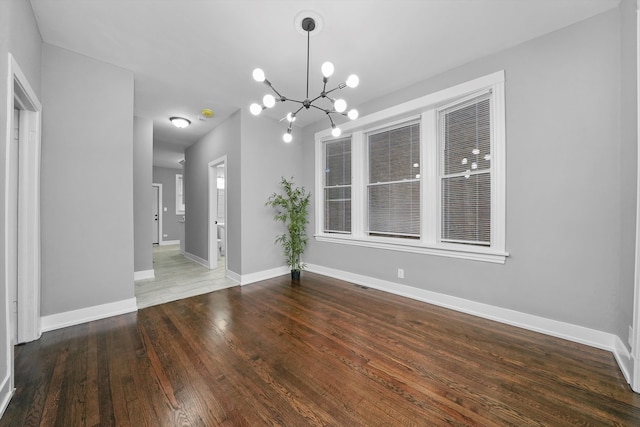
[208,157,227,271]
[152,183,162,245]
[7,54,42,345]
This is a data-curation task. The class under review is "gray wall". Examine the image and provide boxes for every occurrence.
[302,8,631,340]
[41,44,135,316]
[0,0,42,409]
[134,117,153,272]
[619,0,638,348]
[153,166,183,242]
[240,110,303,274]
[185,110,242,273]
[184,109,303,276]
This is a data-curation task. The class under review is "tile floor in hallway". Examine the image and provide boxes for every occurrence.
[135,244,238,308]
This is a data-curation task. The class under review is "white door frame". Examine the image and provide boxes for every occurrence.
[633,0,640,393]
[152,183,163,245]
[2,53,42,411]
[208,156,227,270]
[6,54,41,344]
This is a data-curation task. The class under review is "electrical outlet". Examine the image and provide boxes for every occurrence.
[397,268,404,279]
[629,326,634,348]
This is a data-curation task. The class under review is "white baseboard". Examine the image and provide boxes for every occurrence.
[240,266,289,286]
[183,251,209,268]
[613,337,634,386]
[0,373,14,420]
[306,263,633,386]
[40,298,138,333]
[226,269,241,283]
[134,269,155,281]
[160,240,180,246]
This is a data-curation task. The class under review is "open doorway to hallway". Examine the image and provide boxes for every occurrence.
[135,244,236,308]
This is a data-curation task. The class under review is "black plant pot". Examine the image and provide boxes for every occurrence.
[291,270,301,280]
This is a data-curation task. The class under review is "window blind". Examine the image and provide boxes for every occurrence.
[440,94,491,245]
[367,122,420,238]
[324,137,352,233]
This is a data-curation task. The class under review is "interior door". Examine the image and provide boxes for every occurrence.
[152,185,159,244]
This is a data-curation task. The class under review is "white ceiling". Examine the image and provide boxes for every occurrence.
[29,0,619,168]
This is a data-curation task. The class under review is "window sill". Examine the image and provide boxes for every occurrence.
[314,234,509,264]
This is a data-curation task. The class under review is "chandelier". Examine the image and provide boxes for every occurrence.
[249,16,359,143]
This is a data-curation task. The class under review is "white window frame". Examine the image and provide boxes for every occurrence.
[176,173,185,215]
[322,136,353,235]
[314,71,508,264]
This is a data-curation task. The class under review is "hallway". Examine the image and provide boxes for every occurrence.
[135,244,237,308]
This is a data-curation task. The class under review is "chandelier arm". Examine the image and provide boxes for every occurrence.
[284,98,306,105]
[310,104,332,114]
[266,82,286,100]
[326,113,337,127]
[308,94,325,104]
[323,84,347,96]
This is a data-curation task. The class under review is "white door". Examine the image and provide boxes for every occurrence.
[8,108,20,344]
[152,185,159,244]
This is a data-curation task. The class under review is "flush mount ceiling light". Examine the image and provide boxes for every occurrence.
[170,117,191,128]
[250,15,359,143]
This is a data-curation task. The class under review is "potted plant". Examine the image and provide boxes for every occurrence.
[266,177,311,280]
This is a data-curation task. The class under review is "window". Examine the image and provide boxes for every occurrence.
[439,95,491,246]
[314,71,507,263]
[176,174,185,215]
[323,136,352,234]
[367,122,420,238]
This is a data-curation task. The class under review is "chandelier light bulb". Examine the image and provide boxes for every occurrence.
[331,126,342,137]
[321,61,335,78]
[334,99,347,113]
[283,132,293,143]
[263,94,276,108]
[346,74,359,88]
[347,109,359,120]
[253,68,265,82]
[286,112,296,122]
[250,103,262,116]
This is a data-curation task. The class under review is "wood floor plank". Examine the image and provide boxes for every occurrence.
[3,271,640,426]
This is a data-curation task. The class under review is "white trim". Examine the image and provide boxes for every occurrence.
[7,54,42,344]
[614,335,634,385]
[240,266,290,286]
[633,0,640,393]
[175,173,185,215]
[208,156,227,270]
[314,235,508,264]
[159,239,179,246]
[225,269,241,284]
[40,298,138,333]
[2,53,42,415]
[134,269,155,281]
[316,71,505,139]
[0,373,14,419]
[183,250,209,268]
[306,263,632,384]
[152,183,163,245]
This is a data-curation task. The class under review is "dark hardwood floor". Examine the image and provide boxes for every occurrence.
[2,272,640,426]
